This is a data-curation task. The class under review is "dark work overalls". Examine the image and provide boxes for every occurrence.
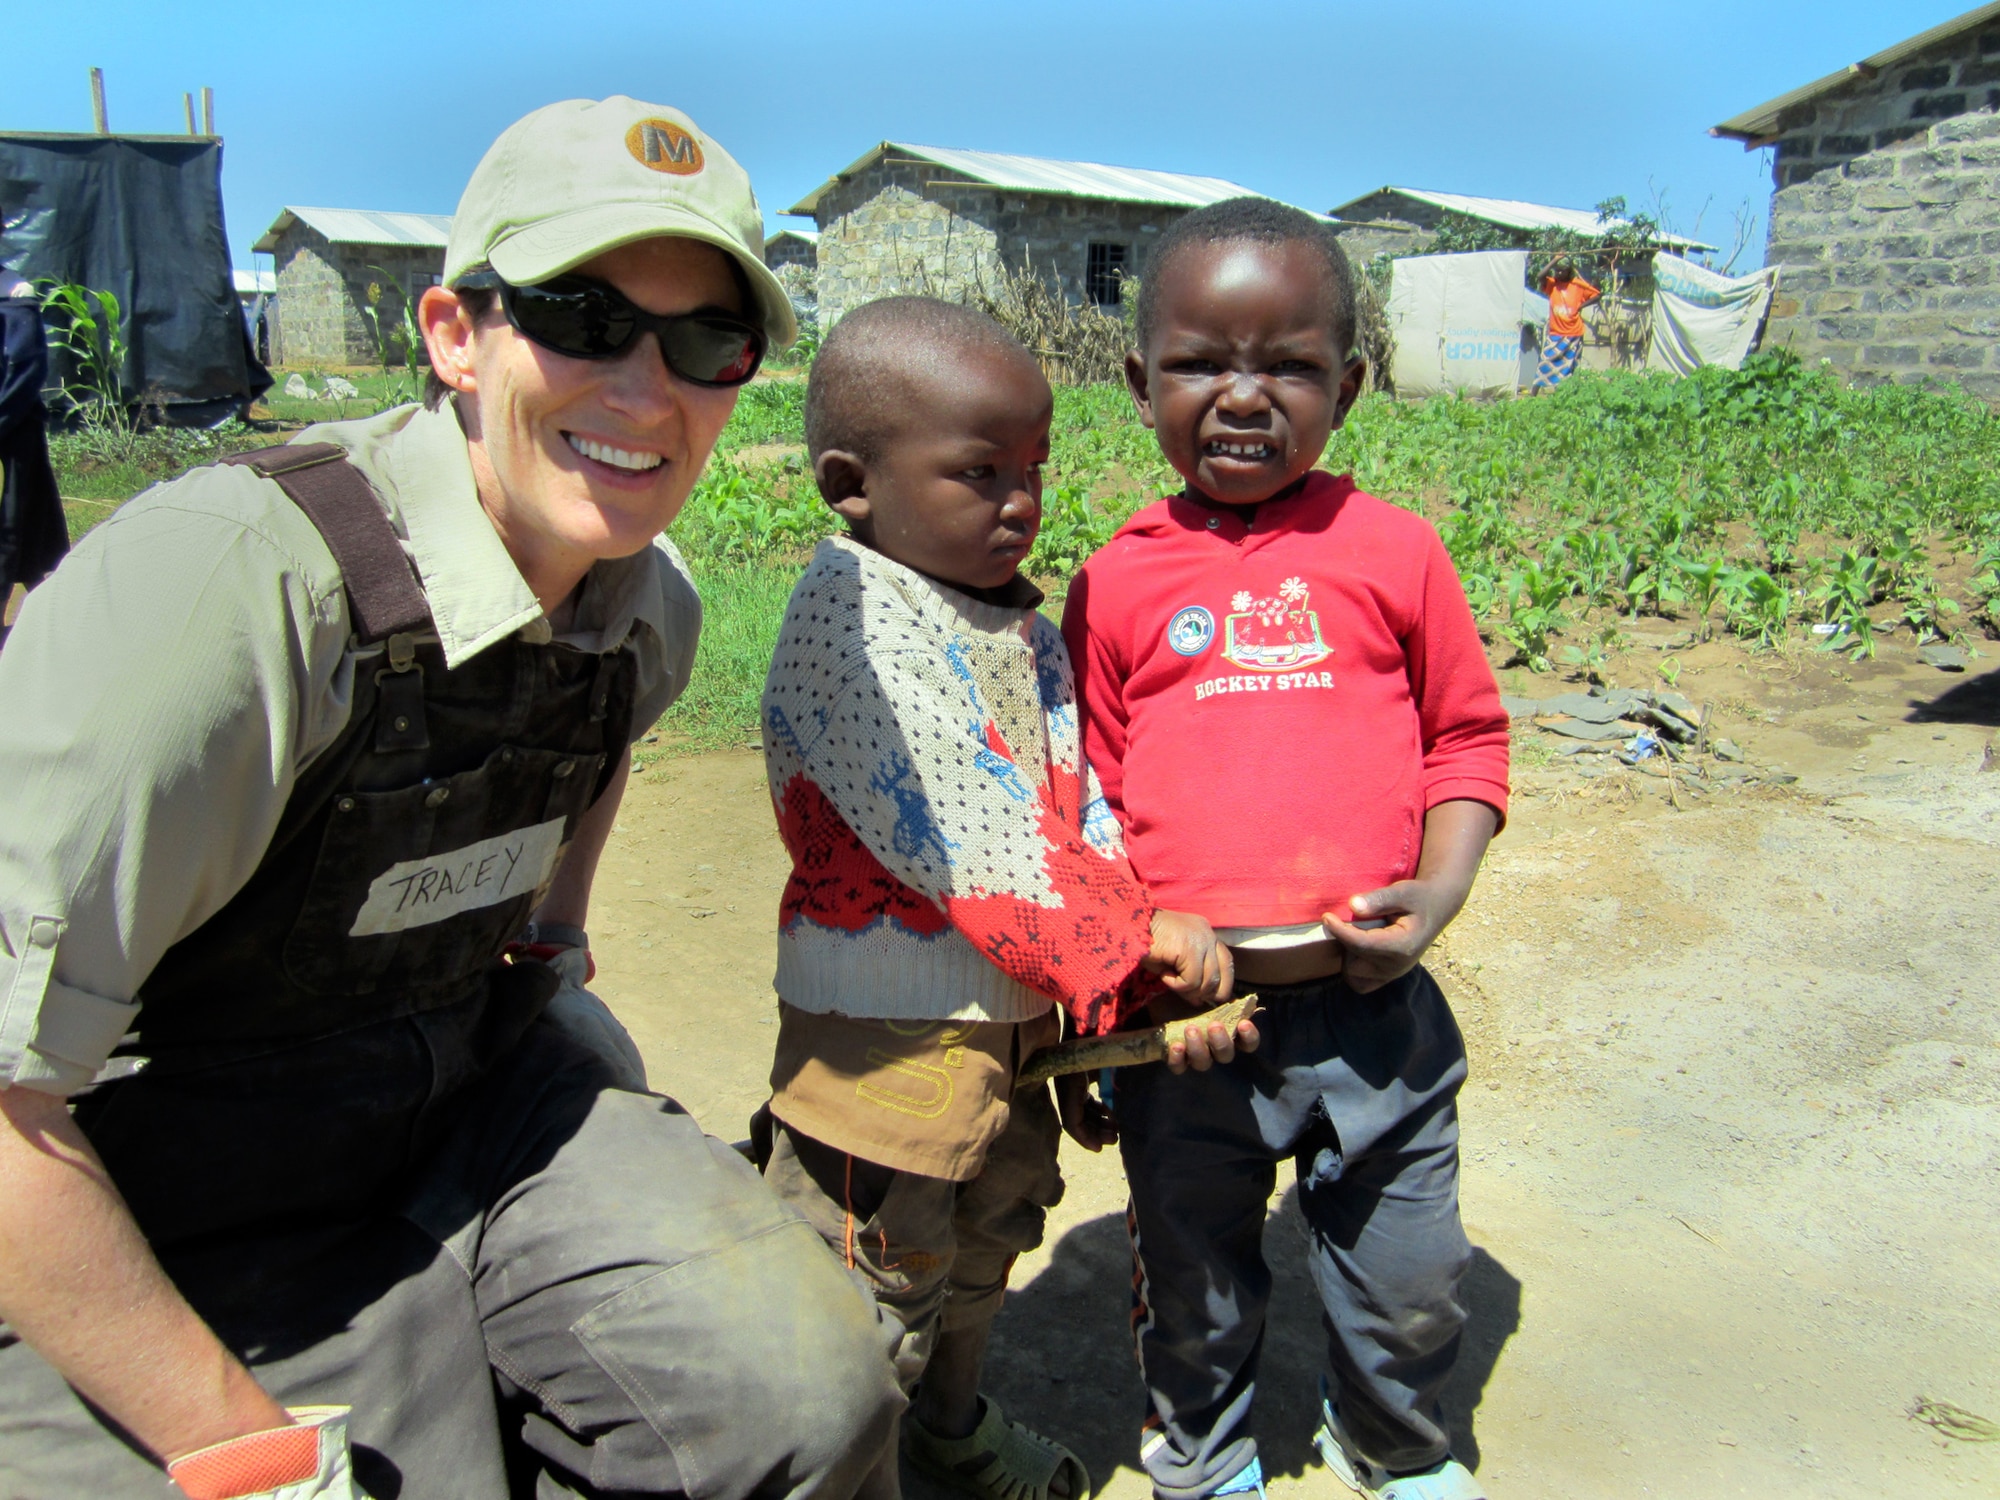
[76,443,636,1246]
[0,445,903,1499]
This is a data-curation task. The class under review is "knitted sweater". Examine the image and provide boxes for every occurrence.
[761,536,1154,1035]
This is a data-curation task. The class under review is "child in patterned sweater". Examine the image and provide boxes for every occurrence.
[752,297,1237,1500]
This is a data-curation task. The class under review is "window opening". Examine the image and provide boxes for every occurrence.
[1086,242,1128,308]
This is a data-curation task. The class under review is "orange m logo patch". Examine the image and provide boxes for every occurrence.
[625,119,704,175]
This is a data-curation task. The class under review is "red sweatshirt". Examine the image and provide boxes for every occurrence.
[1060,472,1510,928]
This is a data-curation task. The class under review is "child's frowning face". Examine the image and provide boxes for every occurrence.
[817,350,1052,593]
[1128,239,1363,507]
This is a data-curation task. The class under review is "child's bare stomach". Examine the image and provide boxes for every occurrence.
[1220,922,1345,986]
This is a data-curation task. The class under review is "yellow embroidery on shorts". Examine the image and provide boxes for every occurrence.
[858,1050,953,1118]
[938,1024,973,1069]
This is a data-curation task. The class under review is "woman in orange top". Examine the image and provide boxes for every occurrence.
[1533,256,1599,392]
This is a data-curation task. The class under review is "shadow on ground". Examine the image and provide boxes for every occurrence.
[1907,666,2000,726]
[914,1190,1521,1493]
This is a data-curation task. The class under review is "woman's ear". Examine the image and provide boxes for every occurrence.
[421,285,479,398]
[815,450,871,526]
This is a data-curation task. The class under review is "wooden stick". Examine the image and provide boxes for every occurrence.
[1016,994,1260,1090]
[90,68,108,134]
[201,87,215,137]
[184,93,196,135]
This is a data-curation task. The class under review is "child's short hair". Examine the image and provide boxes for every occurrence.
[1135,197,1358,360]
[805,296,1032,464]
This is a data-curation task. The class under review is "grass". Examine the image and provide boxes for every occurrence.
[652,558,804,753]
[46,355,2000,748]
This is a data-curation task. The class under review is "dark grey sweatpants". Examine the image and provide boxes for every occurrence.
[1115,967,1471,1498]
[0,1022,904,1498]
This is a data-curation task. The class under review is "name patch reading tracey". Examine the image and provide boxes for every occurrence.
[349,817,567,937]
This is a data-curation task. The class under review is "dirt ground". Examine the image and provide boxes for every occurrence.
[589,635,2000,1499]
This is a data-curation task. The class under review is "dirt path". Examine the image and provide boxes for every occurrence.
[588,657,2000,1498]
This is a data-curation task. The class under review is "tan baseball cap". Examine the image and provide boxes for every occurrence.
[444,96,796,347]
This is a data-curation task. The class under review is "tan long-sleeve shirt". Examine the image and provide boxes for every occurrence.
[0,402,699,1096]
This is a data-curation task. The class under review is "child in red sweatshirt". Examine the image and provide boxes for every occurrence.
[1060,199,1510,1500]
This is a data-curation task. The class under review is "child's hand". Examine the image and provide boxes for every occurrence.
[1320,876,1463,993]
[1143,910,1233,1007]
[1320,800,1499,993]
[1054,1072,1117,1151]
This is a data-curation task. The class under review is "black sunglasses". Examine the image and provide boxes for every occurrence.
[459,270,766,388]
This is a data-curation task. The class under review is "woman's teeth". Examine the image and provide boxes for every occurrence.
[1206,441,1275,459]
[566,434,664,472]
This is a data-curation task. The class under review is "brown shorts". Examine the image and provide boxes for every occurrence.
[766,1005,1059,1181]
[752,1084,1065,1393]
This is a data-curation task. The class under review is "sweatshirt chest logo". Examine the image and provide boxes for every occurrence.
[1167,606,1214,656]
[1222,578,1331,671]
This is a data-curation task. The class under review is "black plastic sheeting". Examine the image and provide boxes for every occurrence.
[1,295,67,613]
[0,134,270,426]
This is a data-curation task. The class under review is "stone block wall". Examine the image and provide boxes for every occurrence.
[810,158,1196,325]
[271,229,443,367]
[1760,20,2000,402]
[1328,219,1431,268]
[765,236,818,272]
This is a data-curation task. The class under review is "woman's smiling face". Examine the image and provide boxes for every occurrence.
[1126,238,1362,507]
[429,235,745,596]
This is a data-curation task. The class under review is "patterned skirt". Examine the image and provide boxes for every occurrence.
[1534,333,1583,390]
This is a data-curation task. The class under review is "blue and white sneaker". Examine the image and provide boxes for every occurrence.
[1312,1392,1485,1500]
[1214,1455,1266,1498]
[1137,1431,1264,1500]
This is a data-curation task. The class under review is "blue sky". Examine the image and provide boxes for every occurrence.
[8,2,1972,272]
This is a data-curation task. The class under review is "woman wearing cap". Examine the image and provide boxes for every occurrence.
[0,98,901,1498]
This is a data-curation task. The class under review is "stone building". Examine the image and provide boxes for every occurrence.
[1711,2,2000,402]
[252,206,451,367]
[1327,186,1713,266]
[785,143,1265,325]
[764,228,818,271]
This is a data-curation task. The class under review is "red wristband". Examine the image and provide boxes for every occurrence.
[168,1422,319,1499]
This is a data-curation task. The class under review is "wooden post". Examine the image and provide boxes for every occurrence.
[184,92,196,134]
[90,68,108,134]
[201,87,214,137]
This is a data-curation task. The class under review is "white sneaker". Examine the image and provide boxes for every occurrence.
[1312,1394,1486,1500]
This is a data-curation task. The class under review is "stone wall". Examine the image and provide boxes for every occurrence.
[765,235,817,272]
[1333,191,1453,235]
[810,158,1196,325]
[1328,218,1431,268]
[271,228,442,367]
[1759,20,2000,402]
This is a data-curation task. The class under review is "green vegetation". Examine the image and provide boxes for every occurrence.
[43,352,2000,749]
[1335,353,2000,667]
[37,281,130,427]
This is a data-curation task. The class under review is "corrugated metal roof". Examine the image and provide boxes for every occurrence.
[767,227,820,244]
[1712,2,2000,142]
[232,269,276,295]
[251,205,453,253]
[1329,186,1715,251]
[786,142,1260,216]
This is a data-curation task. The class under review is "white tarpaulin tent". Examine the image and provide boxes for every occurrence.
[1647,252,1777,375]
[1387,251,1530,397]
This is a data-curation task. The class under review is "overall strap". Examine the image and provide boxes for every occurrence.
[223,443,431,643]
